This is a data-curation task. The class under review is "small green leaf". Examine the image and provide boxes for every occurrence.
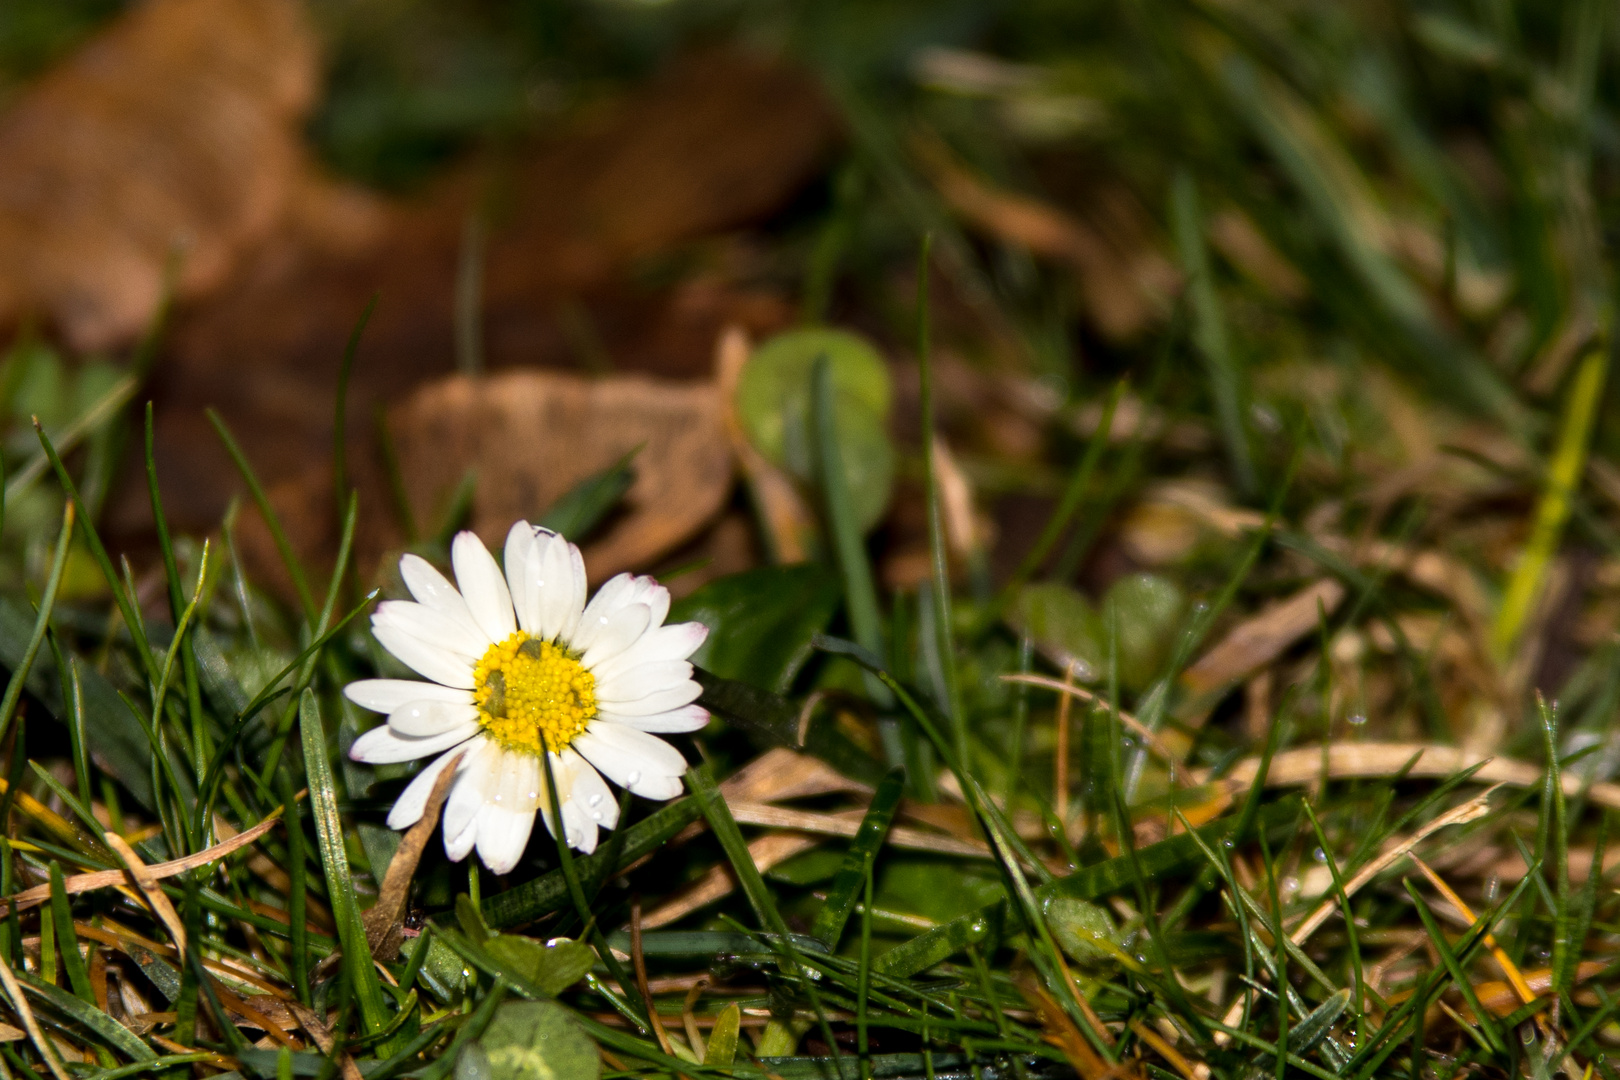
[703,1003,740,1067]
[1008,582,1103,682]
[458,893,495,941]
[1102,572,1186,691]
[736,327,895,532]
[736,328,891,461]
[671,565,841,694]
[477,1000,600,1080]
[455,1043,493,1080]
[1041,893,1118,967]
[482,936,594,997]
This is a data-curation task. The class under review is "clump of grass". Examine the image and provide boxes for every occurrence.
[0,0,1619,1078]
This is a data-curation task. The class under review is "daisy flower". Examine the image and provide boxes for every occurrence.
[345,523,709,872]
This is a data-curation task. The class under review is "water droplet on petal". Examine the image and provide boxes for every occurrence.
[588,793,603,807]
[627,770,641,785]
[590,810,603,821]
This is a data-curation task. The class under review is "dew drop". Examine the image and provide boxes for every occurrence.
[1348,712,1368,726]
[1313,847,1327,863]
[588,793,604,807]
[627,770,641,785]
[590,810,603,821]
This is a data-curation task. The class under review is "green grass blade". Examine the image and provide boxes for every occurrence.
[206,408,316,621]
[5,373,138,507]
[34,425,163,690]
[1493,342,1608,657]
[0,502,75,747]
[811,768,903,949]
[47,864,93,1009]
[481,795,703,929]
[17,970,155,1062]
[297,689,390,1039]
[996,382,1122,609]
[812,354,888,711]
[1171,170,1255,498]
[276,767,311,1006]
[913,236,964,763]
[1402,880,1505,1055]
[540,446,639,541]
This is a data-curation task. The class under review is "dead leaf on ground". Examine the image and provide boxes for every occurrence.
[113,50,831,569]
[390,370,733,578]
[1178,577,1346,710]
[0,0,317,350]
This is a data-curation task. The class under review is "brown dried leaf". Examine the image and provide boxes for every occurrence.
[390,370,733,577]
[641,832,819,929]
[0,0,316,349]
[362,749,462,962]
[1179,578,1346,705]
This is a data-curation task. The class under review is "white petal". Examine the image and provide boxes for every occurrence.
[346,679,472,713]
[596,660,694,704]
[562,799,596,854]
[560,543,587,641]
[373,625,476,689]
[373,601,487,660]
[574,723,687,799]
[442,740,499,843]
[573,574,635,644]
[504,522,541,636]
[598,704,710,734]
[350,722,479,764]
[566,751,620,831]
[591,574,671,629]
[384,748,464,829]
[588,623,709,682]
[477,805,537,874]
[452,532,516,643]
[476,753,542,873]
[388,700,480,737]
[596,680,702,716]
[445,812,479,861]
[399,555,488,642]
[577,604,651,668]
[535,531,585,642]
[640,582,671,629]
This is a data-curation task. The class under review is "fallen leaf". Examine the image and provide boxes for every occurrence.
[0,0,317,349]
[1179,578,1346,705]
[389,370,733,577]
[116,51,829,572]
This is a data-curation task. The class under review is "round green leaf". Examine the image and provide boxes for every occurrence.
[483,935,595,997]
[476,1000,599,1080]
[1009,583,1103,682]
[735,327,891,463]
[1042,893,1118,967]
[1101,573,1186,691]
[735,328,896,533]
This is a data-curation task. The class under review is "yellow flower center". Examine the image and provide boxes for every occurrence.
[473,632,596,755]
